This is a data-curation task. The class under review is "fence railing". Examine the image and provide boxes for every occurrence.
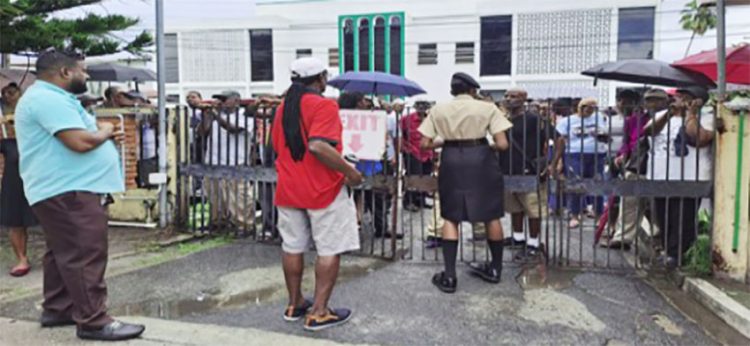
[173,100,717,271]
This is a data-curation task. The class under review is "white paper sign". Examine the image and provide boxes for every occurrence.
[340,110,387,161]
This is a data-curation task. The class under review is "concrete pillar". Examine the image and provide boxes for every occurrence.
[712,103,750,282]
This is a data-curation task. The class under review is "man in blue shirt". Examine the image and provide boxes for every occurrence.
[15,48,145,341]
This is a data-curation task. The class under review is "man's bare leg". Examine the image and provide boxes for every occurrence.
[511,213,524,235]
[310,255,340,316]
[282,252,305,308]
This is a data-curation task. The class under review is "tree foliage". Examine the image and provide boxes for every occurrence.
[0,0,153,56]
[679,0,718,56]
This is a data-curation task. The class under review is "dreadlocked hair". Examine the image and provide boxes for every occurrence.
[282,75,320,161]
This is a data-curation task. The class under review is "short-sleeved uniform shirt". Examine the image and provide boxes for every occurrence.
[272,94,344,209]
[418,94,511,140]
[15,81,124,205]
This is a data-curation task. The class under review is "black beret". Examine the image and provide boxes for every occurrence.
[451,72,480,89]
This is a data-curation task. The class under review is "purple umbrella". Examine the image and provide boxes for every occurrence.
[328,71,426,97]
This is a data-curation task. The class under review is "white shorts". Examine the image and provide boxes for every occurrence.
[277,187,360,256]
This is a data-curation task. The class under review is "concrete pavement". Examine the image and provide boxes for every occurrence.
[1,240,745,345]
[0,227,203,306]
[0,316,361,346]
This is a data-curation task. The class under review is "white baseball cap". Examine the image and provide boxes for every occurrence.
[290,57,327,79]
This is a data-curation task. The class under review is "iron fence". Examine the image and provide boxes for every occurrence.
[173,98,716,271]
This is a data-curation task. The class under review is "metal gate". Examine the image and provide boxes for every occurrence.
[174,95,716,271]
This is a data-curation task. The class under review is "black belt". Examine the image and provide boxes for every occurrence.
[443,138,488,148]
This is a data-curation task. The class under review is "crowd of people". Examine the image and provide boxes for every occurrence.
[260,57,715,332]
[142,57,718,330]
[0,49,716,339]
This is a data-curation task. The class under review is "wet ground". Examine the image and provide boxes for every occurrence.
[0,226,179,272]
[0,226,189,304]
[0,239,732,346]
[367,206,632,270]
[708,277,750,310]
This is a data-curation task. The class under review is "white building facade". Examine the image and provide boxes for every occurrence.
[163,0,750,105]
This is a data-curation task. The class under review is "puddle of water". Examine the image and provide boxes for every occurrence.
[515,263,577,290]
[651,313,684,336]
[111,258,389,320]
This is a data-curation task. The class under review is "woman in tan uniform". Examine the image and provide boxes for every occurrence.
[418,73,512,293]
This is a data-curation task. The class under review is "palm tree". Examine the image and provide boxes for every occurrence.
[680,0,718,57]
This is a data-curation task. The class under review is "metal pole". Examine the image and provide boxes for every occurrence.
[156,0,168,227]
[716,0,727,100]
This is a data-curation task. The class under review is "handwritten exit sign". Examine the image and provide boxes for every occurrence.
[339,109,387,161]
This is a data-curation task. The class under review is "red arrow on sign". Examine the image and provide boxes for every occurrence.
[349,133,363,153]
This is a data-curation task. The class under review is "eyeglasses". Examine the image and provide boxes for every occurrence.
[39,46,86,60]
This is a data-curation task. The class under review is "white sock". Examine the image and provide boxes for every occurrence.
[513,232,525,242]
[527,237,540,248]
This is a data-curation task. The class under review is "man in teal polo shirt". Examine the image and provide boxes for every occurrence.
[15,48,145,341]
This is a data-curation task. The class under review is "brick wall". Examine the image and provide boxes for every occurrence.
[0,114,141,189]
[98,115,139,190]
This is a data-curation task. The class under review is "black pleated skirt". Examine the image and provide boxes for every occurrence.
[0,139,38,227]
[438,144,504,223]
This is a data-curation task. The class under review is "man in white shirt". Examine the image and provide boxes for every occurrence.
[643,86,714,268]
[197,90,255,229]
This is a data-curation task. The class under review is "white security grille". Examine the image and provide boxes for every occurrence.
[180,30,248,83]
[517,9,612,75]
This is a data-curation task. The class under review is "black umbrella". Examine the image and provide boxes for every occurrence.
[86,62,157,83]
[582,59,715,87]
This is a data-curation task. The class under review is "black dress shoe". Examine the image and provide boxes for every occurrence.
[468,262,501,284]
[374,231,404,239]
[77,321,145,341]
[40,311,76,328]
[500,237,526,249]
[655,255,679,270]
[513,246,542,262]
[599,240,632,251]
[431,272,457,293]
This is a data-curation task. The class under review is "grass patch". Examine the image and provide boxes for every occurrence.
[684,209,712,276]
[684,234,711,275]
[133,236,234,268]
[175,236,233,255]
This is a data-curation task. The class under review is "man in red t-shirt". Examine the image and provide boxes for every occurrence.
[271,57,363,332]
